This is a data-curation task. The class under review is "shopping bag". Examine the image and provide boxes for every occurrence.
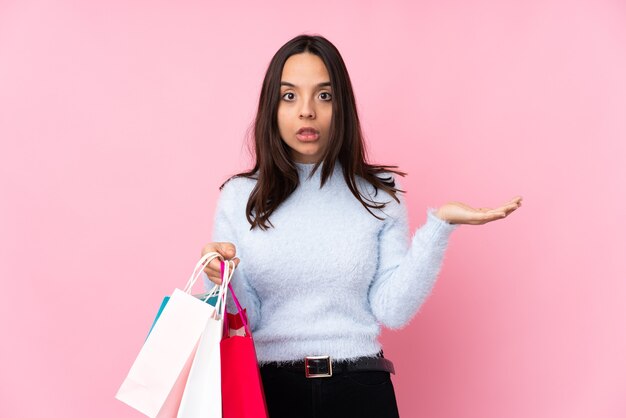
[221,281,269,418]
[146,297,171,337]
[147,293,220,339]
[177,259,235,418]
[115,252,226,418]
[226,307,248,337]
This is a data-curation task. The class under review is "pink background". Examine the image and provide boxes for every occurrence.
[1,0,625,417]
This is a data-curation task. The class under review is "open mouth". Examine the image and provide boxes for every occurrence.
[296,127,320,142]
[296,132,320,142]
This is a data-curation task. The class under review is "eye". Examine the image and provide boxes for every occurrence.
[281,92,295,101]
[319,92,332,101]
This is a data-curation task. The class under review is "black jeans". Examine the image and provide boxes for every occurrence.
[259,360,400,418]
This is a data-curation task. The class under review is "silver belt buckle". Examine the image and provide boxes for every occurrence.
[305,355,333,378]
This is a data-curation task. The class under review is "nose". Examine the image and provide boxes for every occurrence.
[299,98,315,119]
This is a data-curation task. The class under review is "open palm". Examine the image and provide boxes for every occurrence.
[436,196,523,225]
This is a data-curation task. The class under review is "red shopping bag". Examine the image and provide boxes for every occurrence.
[220,281,269,418]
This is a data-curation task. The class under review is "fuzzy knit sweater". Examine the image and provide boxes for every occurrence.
[203,161,459,364]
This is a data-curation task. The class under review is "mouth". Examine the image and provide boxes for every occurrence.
[296,127,320,142]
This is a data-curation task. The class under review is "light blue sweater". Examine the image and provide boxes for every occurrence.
[203,161,458,364]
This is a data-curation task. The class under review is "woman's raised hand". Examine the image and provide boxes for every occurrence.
[201,242,240,285]
[435,196,523,225]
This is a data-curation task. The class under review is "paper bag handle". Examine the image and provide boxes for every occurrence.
[220,260,252,337]
[184,251,224,294]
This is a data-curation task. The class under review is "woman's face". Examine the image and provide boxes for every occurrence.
[277,52,333,164]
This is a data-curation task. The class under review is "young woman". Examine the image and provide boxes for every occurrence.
[201,34,521,417]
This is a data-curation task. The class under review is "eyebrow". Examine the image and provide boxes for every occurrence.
[280,81,332,88]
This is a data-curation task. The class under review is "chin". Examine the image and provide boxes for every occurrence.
[294,147,321,158]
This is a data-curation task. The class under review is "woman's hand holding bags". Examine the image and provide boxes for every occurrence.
[176,259,235,418]
[115,252,234,418]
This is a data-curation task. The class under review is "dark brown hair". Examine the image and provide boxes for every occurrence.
[221,34,406,230]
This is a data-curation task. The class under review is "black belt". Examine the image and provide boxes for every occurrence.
[260,351,395,378]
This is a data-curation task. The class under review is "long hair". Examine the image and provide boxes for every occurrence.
[221,34,407,230]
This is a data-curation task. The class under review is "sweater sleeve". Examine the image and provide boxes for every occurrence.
[202,179,262,332]
[367,180,459,330]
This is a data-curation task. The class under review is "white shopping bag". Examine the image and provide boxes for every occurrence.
[177,259,235,418]
[115,252,227,418]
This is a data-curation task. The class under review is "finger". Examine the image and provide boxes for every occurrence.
[501,203,518,212]
[201,263,223,284]
[488,204,519,220]
[206,257,240,282]
[220,258,240,278]
[493,202,519,213]
[204,271,223,285]
[204,257,226,275]
[496,203,516,212]
[200,243,222,258]
[203,263,223,285]
[215,242,237,259]
[200,242,237,259]
[505,196,523,205]
[205,256,239,273]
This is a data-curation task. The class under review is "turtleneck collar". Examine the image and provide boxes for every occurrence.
[295,160,341,183]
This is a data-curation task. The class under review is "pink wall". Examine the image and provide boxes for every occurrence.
[1,0,625,417]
